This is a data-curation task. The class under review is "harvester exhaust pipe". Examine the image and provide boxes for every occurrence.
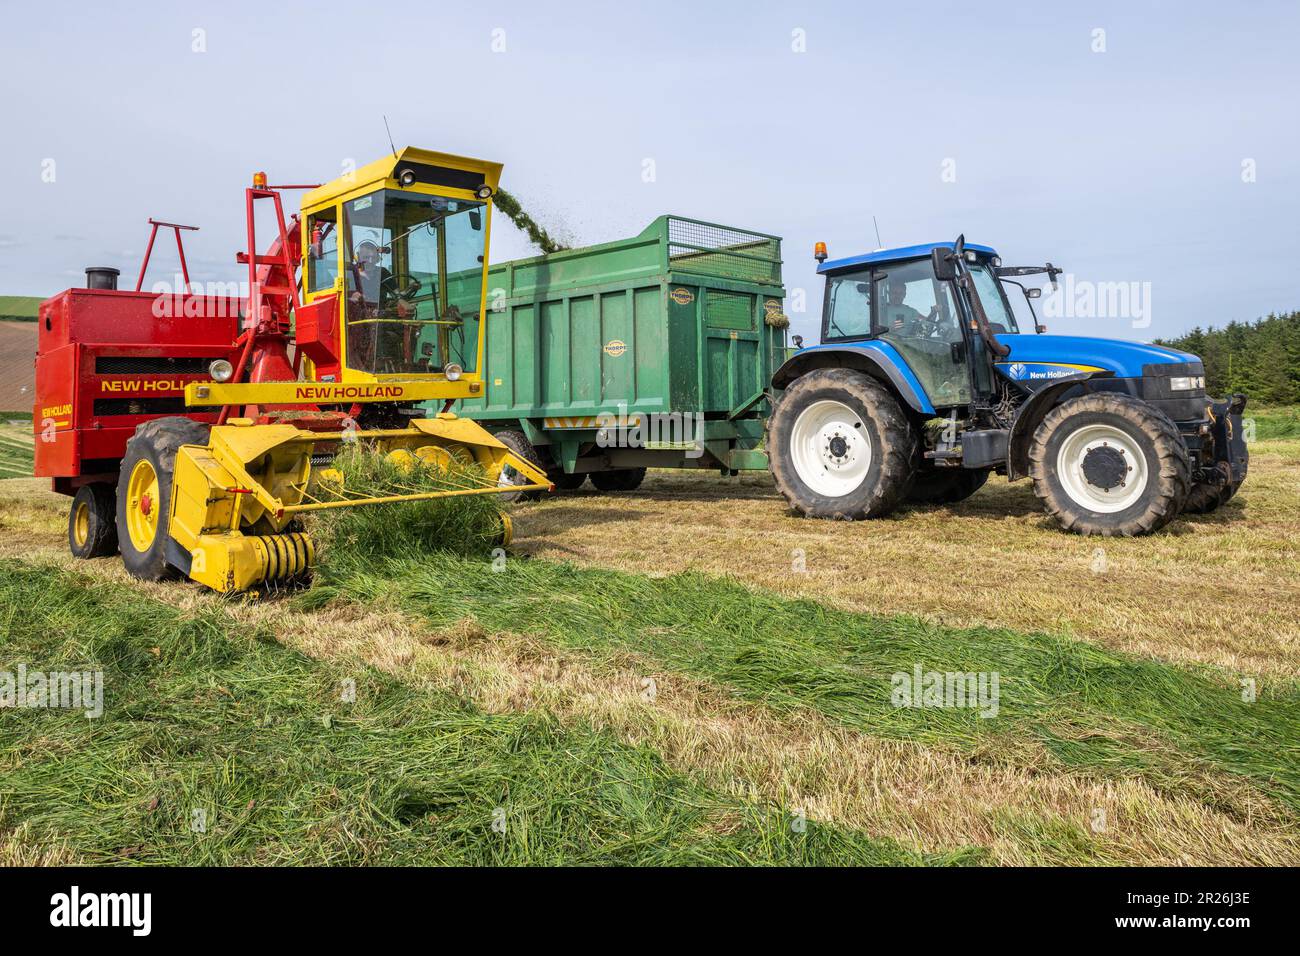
[85,266,120,291]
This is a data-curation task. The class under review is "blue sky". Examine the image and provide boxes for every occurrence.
[0,0,1296,343]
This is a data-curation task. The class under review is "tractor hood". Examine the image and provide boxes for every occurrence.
[993,333,1201,383]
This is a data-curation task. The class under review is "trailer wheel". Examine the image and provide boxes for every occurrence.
[589,468,646,492]
[116,417,211,581]
[68,483,117,559]
[552,472,588,491]
[493,429,545,503]
[1029,393,1189,536]
[767,368,917,519]
[906,469,989,505]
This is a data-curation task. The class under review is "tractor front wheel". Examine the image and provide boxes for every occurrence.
[1029,393,1189,536]
[767,368,917,519]
[116,417,211,580]
[69,483,117,559]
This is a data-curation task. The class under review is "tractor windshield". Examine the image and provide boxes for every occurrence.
[967,263,1020,334]
[342,189,486,376]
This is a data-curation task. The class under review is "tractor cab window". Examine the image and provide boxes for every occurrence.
[306,207,339,294]
[874,258,970,408]
[342,190,486,376]
[823,273,873,340]
[968,263,1019,334]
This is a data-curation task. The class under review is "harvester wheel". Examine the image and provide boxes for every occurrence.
[68,483,117,559]
[589,468,646,492]
[115,417,211,580]
[1029,393,1189,536]
[493,428,545,503]
[767,368,917,520]
[906,468,989,505]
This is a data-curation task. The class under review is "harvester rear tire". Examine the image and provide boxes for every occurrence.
[906,468,989,505]
[589,468,646,492]
[116,417,211,581]
[767,368,917,520]
[494,429,545,503]
[68,483,117,559]
[1029,393,1189,536]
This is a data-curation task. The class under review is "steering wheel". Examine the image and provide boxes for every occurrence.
[381,273,423,301]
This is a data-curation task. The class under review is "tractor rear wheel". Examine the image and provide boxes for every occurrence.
[116,417,211,581]
[906,468,989,505]
[589,468,646,492]
[767,368,917,519]
[68,483,117,559]
[494,429,545,503]
[1029,393,1189,536]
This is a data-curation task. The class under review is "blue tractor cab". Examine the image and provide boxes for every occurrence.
[767,237,1247,535]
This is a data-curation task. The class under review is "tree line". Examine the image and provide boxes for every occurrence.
[1156,311,1300,407]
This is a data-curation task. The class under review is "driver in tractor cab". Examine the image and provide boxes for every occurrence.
[881,279,936,335]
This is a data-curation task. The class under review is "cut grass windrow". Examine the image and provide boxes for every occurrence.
[0,559,969,866]
[312,551,1300,822]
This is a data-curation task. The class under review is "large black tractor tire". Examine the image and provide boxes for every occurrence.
[493,429,546,503]
[116,417,211,581]
[1029,393,1189,536]
[906,468,989,505]
[767,368,917,520]
[1183,446,1249,515]
[589,468,646,492]
[68,482,118,559]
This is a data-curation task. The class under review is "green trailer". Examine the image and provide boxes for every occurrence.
[452,216,787,492]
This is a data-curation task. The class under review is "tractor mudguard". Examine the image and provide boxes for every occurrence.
[1006,370,1115,480]
[772,343,936,415]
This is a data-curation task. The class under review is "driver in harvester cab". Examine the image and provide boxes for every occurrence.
[349,240,415,372]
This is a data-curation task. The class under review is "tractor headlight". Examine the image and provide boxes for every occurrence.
[1169,375,1205,392]
[444,363,463,382]
[209,359,234,382]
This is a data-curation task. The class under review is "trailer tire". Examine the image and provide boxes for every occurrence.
[493,429,546,503]
[767,368,917,520]
[589,468,646,492]
[1029,393,1189,536]
[69,483,118,559]
[552,472,588,491]
[906,468,989,505]
[116,417,211,580]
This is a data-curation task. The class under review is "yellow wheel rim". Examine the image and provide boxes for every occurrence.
[72,500,90,548]
[125,459,161,552]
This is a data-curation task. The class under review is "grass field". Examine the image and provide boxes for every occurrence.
[0,418,1297,866]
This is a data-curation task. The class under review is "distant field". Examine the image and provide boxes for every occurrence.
[0,320,36,413]
[0,420,33,479]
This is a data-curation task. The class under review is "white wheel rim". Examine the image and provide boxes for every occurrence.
[790,400,872,498]
[1055,423,1148,513]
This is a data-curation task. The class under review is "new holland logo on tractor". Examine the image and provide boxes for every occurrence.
[767,236,1247,535]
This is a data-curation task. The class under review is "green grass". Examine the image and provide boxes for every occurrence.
[0,559,968,865]
[312,551,1300,820]
[1250,405,1300,441]
[0,425,33,479]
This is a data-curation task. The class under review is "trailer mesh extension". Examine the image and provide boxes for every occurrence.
[668,218,781,284]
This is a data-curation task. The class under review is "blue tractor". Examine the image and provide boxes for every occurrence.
[767,237,1249,535]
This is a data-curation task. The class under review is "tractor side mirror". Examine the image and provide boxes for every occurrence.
[931,247,957,281]
[469,210,482,231]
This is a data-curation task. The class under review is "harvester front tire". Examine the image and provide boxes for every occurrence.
[68,483,117,559]
[589,468,646,492]
[116,417,211,581]
[1029,393,1189,536]
[494,429,545,503]
[767,368,917,520]
[906,468,989,505]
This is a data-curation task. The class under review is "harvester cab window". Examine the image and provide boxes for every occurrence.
[341,190,487,376]
[306,208,340,294]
